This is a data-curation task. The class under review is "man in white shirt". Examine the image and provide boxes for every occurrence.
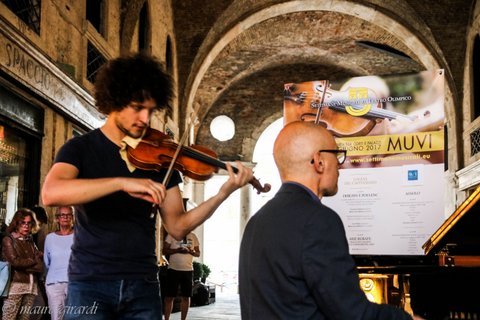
[162,232,200,320]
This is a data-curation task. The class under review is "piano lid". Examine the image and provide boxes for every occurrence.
[423,186,480,255]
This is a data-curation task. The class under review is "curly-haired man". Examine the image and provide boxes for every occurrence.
[42,53,252,320]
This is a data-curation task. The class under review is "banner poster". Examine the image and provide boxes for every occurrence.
[283,70,445,255]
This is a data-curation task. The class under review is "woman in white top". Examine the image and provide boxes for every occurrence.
[43,206,74,320]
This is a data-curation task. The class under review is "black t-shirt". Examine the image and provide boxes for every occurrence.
[54,129,182,280]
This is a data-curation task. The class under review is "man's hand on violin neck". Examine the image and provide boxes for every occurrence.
[121,177,167,205]
[220,162,253,196]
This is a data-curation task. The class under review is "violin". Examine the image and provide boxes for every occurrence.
[284,80,415,137]
[126,128,271,194]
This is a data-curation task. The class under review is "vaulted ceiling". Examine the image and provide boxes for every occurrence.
[170,0,473,162]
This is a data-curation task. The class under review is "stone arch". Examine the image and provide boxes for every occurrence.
[185,0,459,170]
[186,1,453,111]
[242,111,283,161]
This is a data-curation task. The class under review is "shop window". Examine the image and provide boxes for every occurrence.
[86,41,107,83]
[0,124,34,225]
[86,0,105,37]
[473,34,480,119]
[471,127,480,157]
[2,0,41,34]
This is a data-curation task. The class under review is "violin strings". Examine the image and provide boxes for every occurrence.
[181,146,239,174]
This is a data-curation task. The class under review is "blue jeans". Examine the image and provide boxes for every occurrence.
[64,276,162,320]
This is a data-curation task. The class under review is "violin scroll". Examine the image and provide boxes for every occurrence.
[249,177,271,194]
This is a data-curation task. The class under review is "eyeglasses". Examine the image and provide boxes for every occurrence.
[310,149,347,165]
[56,214,73,219]
[19,221,33,226]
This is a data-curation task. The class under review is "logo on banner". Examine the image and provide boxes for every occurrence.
[407,170,419,181]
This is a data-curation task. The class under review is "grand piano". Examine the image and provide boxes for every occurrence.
[354,186,480,320]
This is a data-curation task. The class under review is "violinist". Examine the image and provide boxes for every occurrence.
[41,53,253,320]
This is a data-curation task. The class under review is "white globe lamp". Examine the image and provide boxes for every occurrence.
[210,115,235,141]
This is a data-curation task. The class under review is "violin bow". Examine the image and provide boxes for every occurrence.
[150,112,197,218]
[162,112,197,186]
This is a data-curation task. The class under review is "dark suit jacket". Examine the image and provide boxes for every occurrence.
[239,182,412,320]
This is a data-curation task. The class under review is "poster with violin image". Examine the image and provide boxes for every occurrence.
[284,70,446,255]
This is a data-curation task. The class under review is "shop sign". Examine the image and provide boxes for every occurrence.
[0,22,103,129]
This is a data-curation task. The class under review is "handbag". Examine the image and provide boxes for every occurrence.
[0,260,11,297]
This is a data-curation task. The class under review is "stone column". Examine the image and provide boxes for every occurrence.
[239,185,250,238]
[238,161,256,238]
[188,179,206,263]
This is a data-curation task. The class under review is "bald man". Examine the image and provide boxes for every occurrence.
[239,121,421,320]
